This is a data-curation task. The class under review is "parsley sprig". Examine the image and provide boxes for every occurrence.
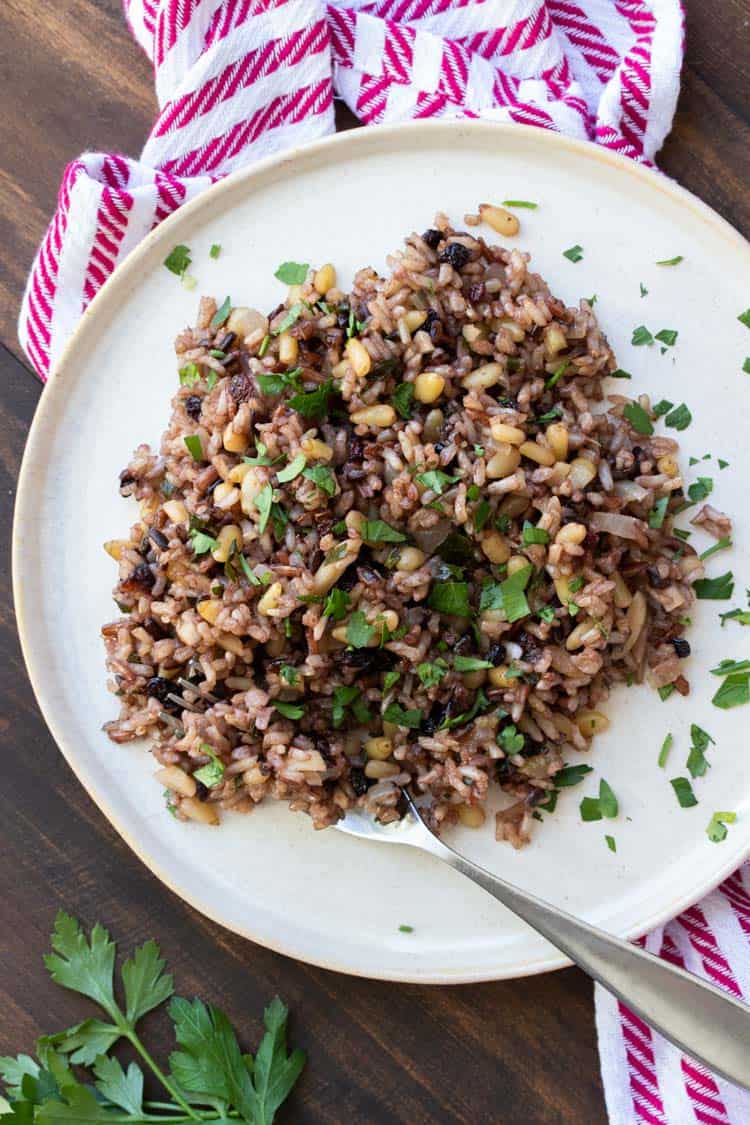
[0,913,306,1124]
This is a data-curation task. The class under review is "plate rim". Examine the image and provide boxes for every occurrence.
[13,119,750,983]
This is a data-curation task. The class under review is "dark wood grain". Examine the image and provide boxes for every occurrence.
[0,1,748,1120]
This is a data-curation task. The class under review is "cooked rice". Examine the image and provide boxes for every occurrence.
[102,216,709,845]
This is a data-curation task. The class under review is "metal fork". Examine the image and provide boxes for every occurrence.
[336,791,750,1088]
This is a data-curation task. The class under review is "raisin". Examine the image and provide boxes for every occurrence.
[336,304,351,330]
[216,331,236,352]
[195,780,210,801]
[671,637,691,657]
[468,282,485,303]
[184,395,203,420]
[131,562,155,588]
[647,566,670,589]
[145,676,172,702]
[439,242,471,270]
[517,632,544,665]
[421,699,452,735]
[350,766,370,796]
[119,470,136,494]
[229,371,252,402]
[421,229,443,250]
[148,527,169,550]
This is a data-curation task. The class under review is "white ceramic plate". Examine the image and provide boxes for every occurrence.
[14,121,750,983]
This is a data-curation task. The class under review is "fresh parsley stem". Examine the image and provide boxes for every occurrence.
[145,1105,239,1120]
[124,1028,202,1121]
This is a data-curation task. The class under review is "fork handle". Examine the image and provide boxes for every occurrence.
[426,834,750,1089]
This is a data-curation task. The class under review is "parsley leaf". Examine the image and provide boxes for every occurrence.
[164,244,191,276]
[694,571,734,600]
[610,368,632,379]
[273,302,306,336]
[658,732,673,768]
[522,521,549,546]
[563,244,583,262]
[276,453,306,483]
[194,745,225,788]
[362,519,406,544]
[323,588,350,621]
[553,764,593,787]
[391,383,414,419]
[255,484,274,534]
[623,402,654,435]
[699,536,732,561]
[303,465,336,496]
[656,255,683,266]
[383,702,422,729]
[416,469,459,495]
[712,673,750,710]
[631,325,654,346]
[209,243,221,259]
[706,811,736,843]
[184,434,204,461]
[331,685,359,727]
[428,581,470,617]
[287,379,333,419]
[671,776,698,808]
[210,296,232,331]
[655,328,678,347]
[454,655,493,672]
[417,660,449,688]
[605,835,617,852]
[274,261,309,285]
[274,700,304,720]
[179,363,201,386]
[688,476,713,502]
[738,309,750,328]
[648,496,669,529]
[190,529,219,555]
[346,611,375,648]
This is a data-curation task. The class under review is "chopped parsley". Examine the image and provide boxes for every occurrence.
[362,519,407,544]
[699,536,731,561]
[605,835,617,852]
[189,528,219,555]
[706,811,737,843]
[648,496,669,529]
[179,362,201,386]
[258,369,303,395]
[498,724,524,754]
[623,402,653,435]
[183,434,203,461]
[631,325,654,347]
[276,453,307,483]
[346,611,375,648]
[502,199,538,209]
[280,664,298,685]
[546,359,569,389]
[473,500,491,532]
[454,655,493,673]
[694,571,734,600]
[417,660,449,688]
[610,368,632,379]
[737,309,750,328]
[655,328,678,347]
[383,670,400,694]
[323,588,350,620]
[274,261,309,285]
[687,476,713,502]
[303,465,336,496]
[164,244,191,276]
[258,334,271,357]
[391,382,414,419]
[710,658,750,677]
[332,685,359,727]
[274,700,304,720]
[658,684,676,701]
[416,469,460,495]
[383,702,422,729]
[686,723,714,778]
[210,295,231,330]
[670,776,698,808]
[579,779,618,823]
[428,581,470,617]
[712,673,750,710]
[658,732,673,768]
[720,608,750,626]
[538,605,556,624]
[209,243,221,259]
[718,458,730,469]
[563,244,584,262]
[398,924,415,933]
[640,282,649,298]
[273,302,306,335]
[522,521,550,546]
[652,399,673,417]
[194,745,225,788]
[553,764,593,787]
[287,379,333,419]
[255,483,273,534]
[656,255,683,266]
[744,358,750,374]
[243,441,275,466]
[665,403,691,430]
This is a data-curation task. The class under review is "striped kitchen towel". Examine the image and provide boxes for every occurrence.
[23,4,749,1124]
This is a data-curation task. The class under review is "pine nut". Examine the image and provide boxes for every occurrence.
[495,317,525,343]
[462,670,487,690]
[278,332,298,365]
[556,522,587,546]
[313,263,336,295]
[657,455,679,478]
[104,540,124,560]
[364,737,393,760]
[457,804,486,828]
[155,766,197,797]
[181,797,219,825]
[212,481,240,509]
[546,423,569,462]
[244,763,269,786]
[228,462,253,484]
[350,404,396,428]
[490,420,525,445]
[312,540,361,594]
[488,665,515,688]
[554,574,572,605]
[212,524,242,562]
[423,409,444,442]
[345,509,365,534]
[545,324,567,357]
[364,760,400,779]
[404,310,427,332]
[163,499,189,524]
[257,582,283,616]
[198,598,222,624]
[479,204,520,236]
[240,467,265,515]
[218,632,245,656]
[576,710,610,738]
[346,338,372,377]
[414,371,445,403]
[461,362,503,391]
[568,457,597,490]
[226,307,268,339]
[222,421,248,454]
[397,546,426,572]
[612,572,633,608]
[480,531,511,564]
[486,444,521,479]
[300,436,333,462]
[519,441,555,467]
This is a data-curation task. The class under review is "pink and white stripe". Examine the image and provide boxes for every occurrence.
[21,4,750,1123]
[20,0,683,381]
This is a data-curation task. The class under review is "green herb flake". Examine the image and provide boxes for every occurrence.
[303,465,336,496]
[720,608,750,626]
[323,588,350,622]
[190,530,219,556]
[655,328,678,347]
[398,924,415,933]
[711,658,750,677]
[738,309,750,329]
[280,665,298,686]
[273,301,306,336]
[743,358,750,374]
[640,282,649,298]
[707,811,737,843]
[287,378,333,419]
[700,536,732,561]
[671,776,698,808]
[623,401,654,436]
[605,834,617,852]
[580,796,603,822]
[164,244,191,276]
[362,519,407,544]
[498,724,525,755]
[658,732,673,768]
[610,368,633,379]
[454,655,493,673]
[500,565,534,623]
[209,243,221,259]
[210,295,231,331]
[502,199,538,209]
[648,496,669,529]
[656,255,683,266]
[546,359,570,389]
[718,458,729,469]
[255,483,274,534]
[183,434,203,461]
[553,764,593,788]
[416,469,460,495]
[631,325,654,347]
[473,500,491,533]
[274,700,304,720]
[416,660,449,688]
[563,244,584,262]
[538,605,556,624]
[694,571,734,600]
[258,334,271,357]
[194,745,225,788]
[428,581,471,617]
[652,399,673,417]
[382,670,400,694]
[658,683,676,701]
[522,521,550,546]
[391,382,414,420]
[274,261,309,285]
[276,453,307,483]
[712,673,750,710]
[345,610,375,649]
[688,477,713,503]
[383,702,422,729]
[179,362,201,386]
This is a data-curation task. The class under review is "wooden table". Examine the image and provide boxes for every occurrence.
[1,3,748,1120]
